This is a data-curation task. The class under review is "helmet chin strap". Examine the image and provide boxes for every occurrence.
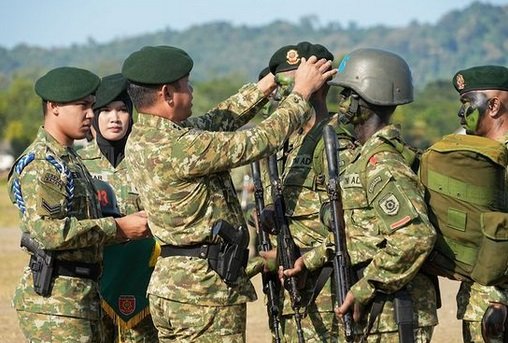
[339,92,360,124]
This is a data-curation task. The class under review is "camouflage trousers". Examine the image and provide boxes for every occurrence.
[278,311,339,342]
[149,294,246,342]
[17,310,104,343]
[457,281,508,343]
[102,313,159,343]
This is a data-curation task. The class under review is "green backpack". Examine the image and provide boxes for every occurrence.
[419,133,508,286]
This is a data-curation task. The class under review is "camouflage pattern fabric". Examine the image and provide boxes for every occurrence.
[149,294,246,342]
[80,141,158,342]
[455,132,508,343]
[303,125,438,335]
[269,113,356,341]
[17,310,104,343]
[8,127,118,341]
[124,84,312,338]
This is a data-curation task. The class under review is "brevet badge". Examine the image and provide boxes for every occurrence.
[455,74,465,90]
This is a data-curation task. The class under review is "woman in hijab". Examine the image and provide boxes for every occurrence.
[79,73,159,343]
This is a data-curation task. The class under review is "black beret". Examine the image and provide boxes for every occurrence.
[93,73,128,109]
[453,65,508,94]
[34,67,100,102]
[269,41,334,75]
[122,45,194,85]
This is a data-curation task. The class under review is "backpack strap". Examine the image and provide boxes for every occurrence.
[12,153,74,214]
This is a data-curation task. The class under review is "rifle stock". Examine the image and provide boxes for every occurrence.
[323,125,354,342]
[267,154,305,343]
[250,160,282,343]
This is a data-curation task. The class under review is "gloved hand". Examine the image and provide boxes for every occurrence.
[319,202,332,230]
[260,204,277,234]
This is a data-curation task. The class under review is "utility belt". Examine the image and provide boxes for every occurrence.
[29,256,101,281]
[160,220,249,286]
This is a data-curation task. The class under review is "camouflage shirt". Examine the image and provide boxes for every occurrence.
[8,127,117,320]
[79,141,141,215]
[274,113,356,315]
[303,125,438,331]
[125,84,312,306]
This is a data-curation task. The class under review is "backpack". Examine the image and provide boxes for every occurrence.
[419,133,508,286]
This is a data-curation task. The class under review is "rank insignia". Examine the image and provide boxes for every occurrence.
[379,193,400,216]
[41,199,61,216]
[455,73,465,90]
[286,49,300,65]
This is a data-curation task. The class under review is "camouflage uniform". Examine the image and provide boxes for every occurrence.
[303,125,438,342]
[271,113,356,342]
[124,84,312,342]
[455,132,508,343]
[8,127,118,342]
[80,141,159,342]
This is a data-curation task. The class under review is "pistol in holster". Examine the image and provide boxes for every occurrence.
[208,220,249,286]
[21,233,55,297]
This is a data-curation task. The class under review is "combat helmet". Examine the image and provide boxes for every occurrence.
[93,179,122,218]
[329,48,414,106]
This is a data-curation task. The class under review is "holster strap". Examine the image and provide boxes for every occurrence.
[160,244,219,259]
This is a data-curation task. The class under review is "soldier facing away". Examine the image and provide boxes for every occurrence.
[121,45,336,342]
[7,67,150,343]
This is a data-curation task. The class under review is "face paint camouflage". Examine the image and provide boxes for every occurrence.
[274,74,295,101]
[457,92,489,134]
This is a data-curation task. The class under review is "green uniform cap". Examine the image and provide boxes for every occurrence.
[269,41,334,75]
[94,73,128,109]
[34,67,100,102]
[453,65,508,94]
[122,45,194,85]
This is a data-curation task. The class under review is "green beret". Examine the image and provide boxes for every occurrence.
[94,73,128,109]
[122,45,194,85]
[269,41,334,75]
[34,67,100,102]
[453,65,508,94]
[258,66,270,81]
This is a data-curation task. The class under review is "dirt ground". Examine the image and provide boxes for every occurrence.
[1,226,462,342]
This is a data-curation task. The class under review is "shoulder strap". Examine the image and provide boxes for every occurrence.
[11,153,74,214]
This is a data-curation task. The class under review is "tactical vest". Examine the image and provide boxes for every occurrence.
[419,134,508,286]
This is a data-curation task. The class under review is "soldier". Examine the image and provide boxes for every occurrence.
[79,73,159,342]
[7,67,150,342]
[283,48,438,342]
[260,41,357,342]
[452,65,508,343]
[120,45,336,342]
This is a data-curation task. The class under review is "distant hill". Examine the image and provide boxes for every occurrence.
[0,1,507,87]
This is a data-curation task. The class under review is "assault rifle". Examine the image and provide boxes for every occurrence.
[322,125,354,342]
[250,160,282,343]
[267,154,305,343]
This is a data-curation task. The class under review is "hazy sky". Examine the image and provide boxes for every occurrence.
[1,0,507,49]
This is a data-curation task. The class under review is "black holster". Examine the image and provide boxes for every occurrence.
[21,233,55,297]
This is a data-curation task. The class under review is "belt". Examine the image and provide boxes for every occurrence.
[30,256,101,281]
[160,243,220,259]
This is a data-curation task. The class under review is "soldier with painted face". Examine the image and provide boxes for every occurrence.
[79,73,159,342]
[121,45,336,342]
[7,67,150,342]
[452,65,508,343]
[261,41,357,342]
[283,49,438,342]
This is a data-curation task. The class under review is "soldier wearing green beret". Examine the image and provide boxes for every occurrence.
[121,45,336,342]
[452,65,508,343]
[258,41,357,342]
[7,67,151,342]
[79,73,159,342]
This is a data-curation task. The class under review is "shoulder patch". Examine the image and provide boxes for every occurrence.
[378,193,400,216]
[342,173,362,188]
[41,198,61,216]
[41,172,65,190]
[368,175,383,194]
